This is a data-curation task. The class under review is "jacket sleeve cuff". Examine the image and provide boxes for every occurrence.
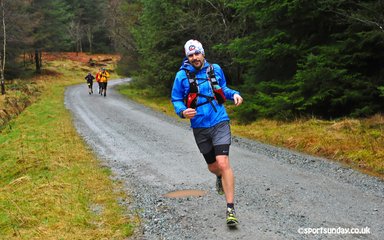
[179,109,186,118]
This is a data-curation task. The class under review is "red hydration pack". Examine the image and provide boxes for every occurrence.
[185,65,226,112]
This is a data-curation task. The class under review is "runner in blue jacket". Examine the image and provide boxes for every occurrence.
[171,39,243,226]
[172,59,239,128]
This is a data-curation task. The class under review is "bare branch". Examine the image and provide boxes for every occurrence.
[323,5,384,32]
[203,0,228,28]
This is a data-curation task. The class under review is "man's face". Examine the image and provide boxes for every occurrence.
[187,52,205,70]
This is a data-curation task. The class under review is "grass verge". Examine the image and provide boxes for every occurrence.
[116,84,384,179]
[0,59,136,239]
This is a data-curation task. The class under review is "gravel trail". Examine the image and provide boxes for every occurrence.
[65,79,383,240]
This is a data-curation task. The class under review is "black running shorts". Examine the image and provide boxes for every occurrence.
[192,121,231,156]
[100,82,108,90]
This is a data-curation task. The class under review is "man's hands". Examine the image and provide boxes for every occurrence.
[182,108,197,119]
[233,94,243,106]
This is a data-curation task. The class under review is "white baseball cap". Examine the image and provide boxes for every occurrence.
[184,39,205,56]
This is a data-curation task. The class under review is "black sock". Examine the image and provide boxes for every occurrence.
[227,203,234,209]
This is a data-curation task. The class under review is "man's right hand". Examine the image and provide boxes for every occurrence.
[182,108,197,119]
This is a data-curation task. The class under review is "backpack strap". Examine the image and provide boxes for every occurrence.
[207,64,226,104]
[186,71,198,94]
[185,71,198,109]
[207,65,217,84]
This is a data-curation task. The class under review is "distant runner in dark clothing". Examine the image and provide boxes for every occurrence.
[85,72,95,95]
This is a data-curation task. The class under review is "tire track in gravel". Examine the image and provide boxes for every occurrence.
[65,79,384,240]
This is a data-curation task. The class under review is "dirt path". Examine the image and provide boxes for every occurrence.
[65,79,383,240]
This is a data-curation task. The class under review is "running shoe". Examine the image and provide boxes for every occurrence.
[216,176,224,195]
[226,207,238,226]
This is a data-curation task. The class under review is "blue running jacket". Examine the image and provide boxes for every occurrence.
[171,59,239,128]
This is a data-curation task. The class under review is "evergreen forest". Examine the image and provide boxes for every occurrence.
[2,0,384,121]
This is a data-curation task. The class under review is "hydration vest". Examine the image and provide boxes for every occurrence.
[185,64,226,112]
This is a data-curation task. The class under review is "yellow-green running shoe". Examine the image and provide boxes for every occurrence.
[226,208,238,226]
[216,176,225,195]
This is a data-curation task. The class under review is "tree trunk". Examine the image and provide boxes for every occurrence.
[35,48,41,74]
[0,0,6,95]
[86,25,93,53]
[39,49,42,68]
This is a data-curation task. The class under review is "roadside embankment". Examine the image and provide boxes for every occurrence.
[0,54,135,239]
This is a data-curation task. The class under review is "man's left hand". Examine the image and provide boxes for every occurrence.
[233,94,243,106]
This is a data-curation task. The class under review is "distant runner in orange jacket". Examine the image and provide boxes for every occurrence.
[95,69,102,94]
[99,68,110,97]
